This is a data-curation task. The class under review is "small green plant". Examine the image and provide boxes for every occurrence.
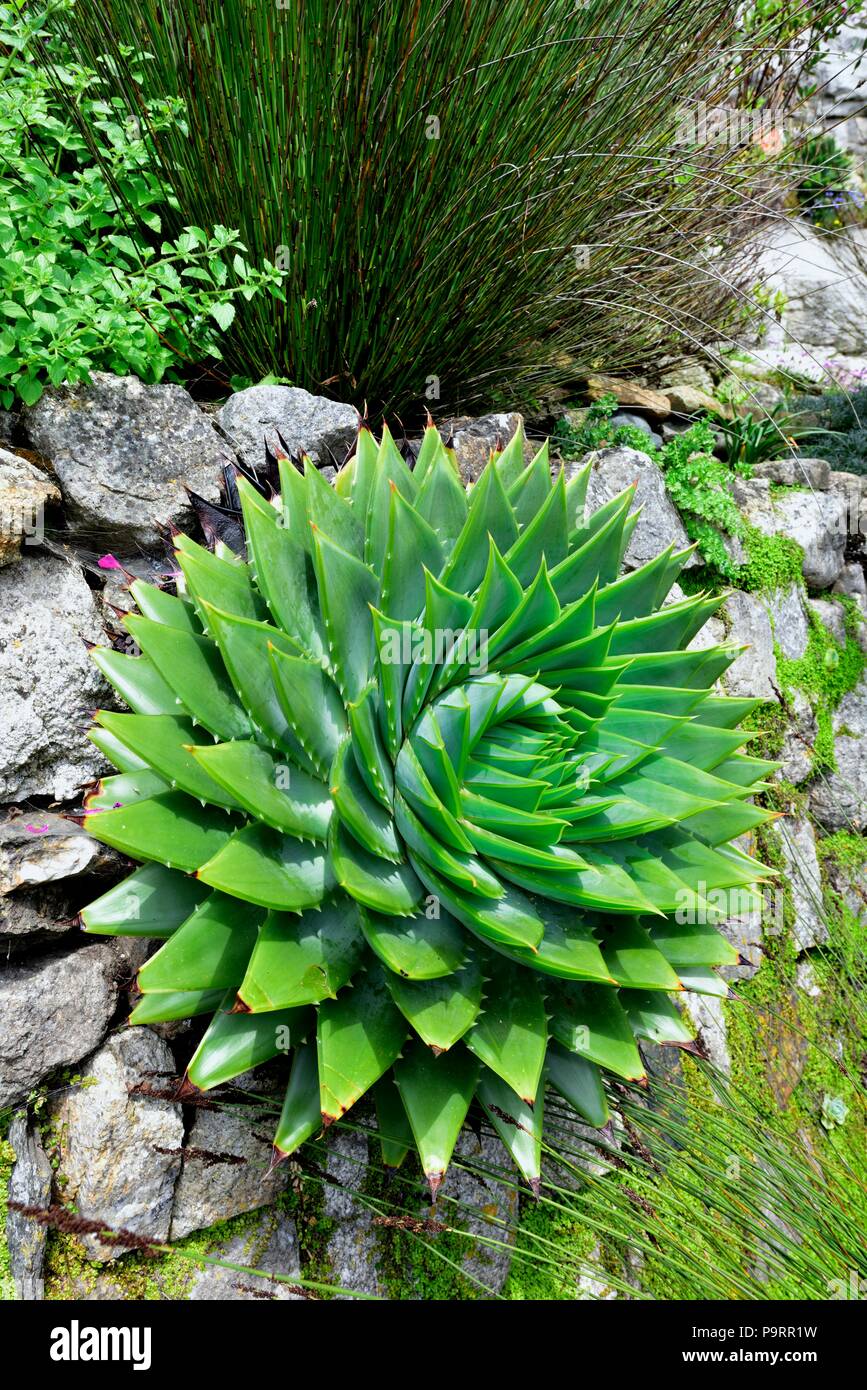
[795,133,864,232]
[0,1,284,405]
[718,408,835,468]
[79,423,775,1193]
[820,1092,849,1130]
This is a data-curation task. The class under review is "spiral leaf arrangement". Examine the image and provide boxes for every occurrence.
[81,424,775,1193]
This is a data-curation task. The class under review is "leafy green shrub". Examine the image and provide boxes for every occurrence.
[718,408,835,468]
[795,132,864,232]
[0,1,283,405]
[49,0,812,413]
[789,387,867,475]
[79,424,775,1191]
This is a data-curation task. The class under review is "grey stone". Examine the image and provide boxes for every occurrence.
[582,446,694,570]
[795,960,822,999]
[719,590,776,699]
[0,810,119,895]
[833,562,867,601]
[681,992,730,1073]
[7,1114,52,1299]
[0,448,60,566]
[0,556,111,801]
[218,383,358,472]
[809,675,867,830]
[0,941,127,1107]
[442,412,527,485]
[752,221,867,354]
[50,1027,183,1260]
[658,360,715,396]
[169,1089,287,1240]
[185,1209,305,1301]
[764,584,810,661]
[777,817,828,952]
[719,897,764,981]
[824,854,867,926]
[23,373,233,549]
[440,1125,518,1296]
[808,597,847,648]
[663,384,726,418]
[0,884,78,953]
[778,689,818,786]
[736,479,847,589]
[323,1127,385,1299]
[752,457,831,489]
[608,411,663,449]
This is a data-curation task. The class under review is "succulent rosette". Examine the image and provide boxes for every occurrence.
[80,423,774,1192]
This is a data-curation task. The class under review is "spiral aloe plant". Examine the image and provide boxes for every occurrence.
[80,423,775,1193]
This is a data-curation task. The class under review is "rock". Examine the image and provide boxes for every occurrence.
[658,361,715,396]
[744,381,785,413]
[0,941,128,1107]
[752,457,831,489]
[808,597,847,648]
[23,373,233,549]
[50,1028,183,1260]
[665,384,727,418]
[779,689,817,786]
[0,408,18,443]
[764,584,810,660]
[833,562,867,601]
[736,480,847,588]
[777,817,828,952]
[169,1086,287,1240]
[440,412,527,484]
[0,556,111,801]
[757,992,808,1107]
[0,884,81,954]
[795,960,822,999]
[0,449,60,566]
[681,992,730,1073]
[439,1125,518,1296]
[7,1114,53,1299]
[719,895,764,981]
[753,221,867,354]
[809,675,867,830]
[217,384,358,473]
[582,446,694,570]
[323,1127,385,1299]
[608,411,663,449]
[719,590,776,699]
[586,375,670,419]
[185,1209,304,1301]
[0,810,120,895]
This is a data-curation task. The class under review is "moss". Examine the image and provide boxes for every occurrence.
[775,602,866,772]
[742,700,787,761]
[0,1133,14,1301]
[737,525,805,594]
[365,1153,481,1300]
[817,829,867,875]
[502,1197,599,1300]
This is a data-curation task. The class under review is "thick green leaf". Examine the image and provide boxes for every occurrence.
[546,1043,609,1127]
[476,1064,543,1189]
[92,647,187,717]
[84,768,169,810]
[274,1041,322,1155]
[269,646,347,776]
[332,822,423,916]
[394,1042,479,1189]
[236,475,326,658]
[138,893,264,993]
[380,487,444,622]
[312,526,378,702]
[187,990,311,1090]
[360,906,466,979]
[317,967,408,1121]
[385,957,482,1051]
[237,899,365,1010]
[81,862,208,938]
[191,739,333,840]
[330,737,401,861]
[125,616,251,741]
[373,1076,414,1168]
[464,959,547,1102]
[197,823,333,910]
[95,712,241,810]
[85,792,235,872]
[128,987,225,1026]
[620,989,695,1046]
[547,982,645,1080]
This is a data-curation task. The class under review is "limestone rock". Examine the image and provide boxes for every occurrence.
[777,817,828,952]
[664,384,727,418]
[0,941,127,1107]
[169,1088,287,1240]
[778,689,817,786]
[735,478,847,588]
[681,992,730,1073]
[751,457,831,489]
[582,446,694,570]
[719,590,776,699]
[23,373,233,549]
[441,412,527,484]
[7,1114,52,1299]
[0,449,59,566]
[764,584,809,661]
[185,1209,304,1301]
[810,675,867,829]
[218,383,358,473]
[50,1028,183,1260]
[0,556,111,801]
[0,810,120,895]
[808,597,847,648]
[586,375,670,419]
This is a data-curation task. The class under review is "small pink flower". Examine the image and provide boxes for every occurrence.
[756,127,785,156]
[25,823,49,833]
[98,554,123,570]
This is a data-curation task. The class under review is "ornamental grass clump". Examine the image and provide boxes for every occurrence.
[80,425,776,1192]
